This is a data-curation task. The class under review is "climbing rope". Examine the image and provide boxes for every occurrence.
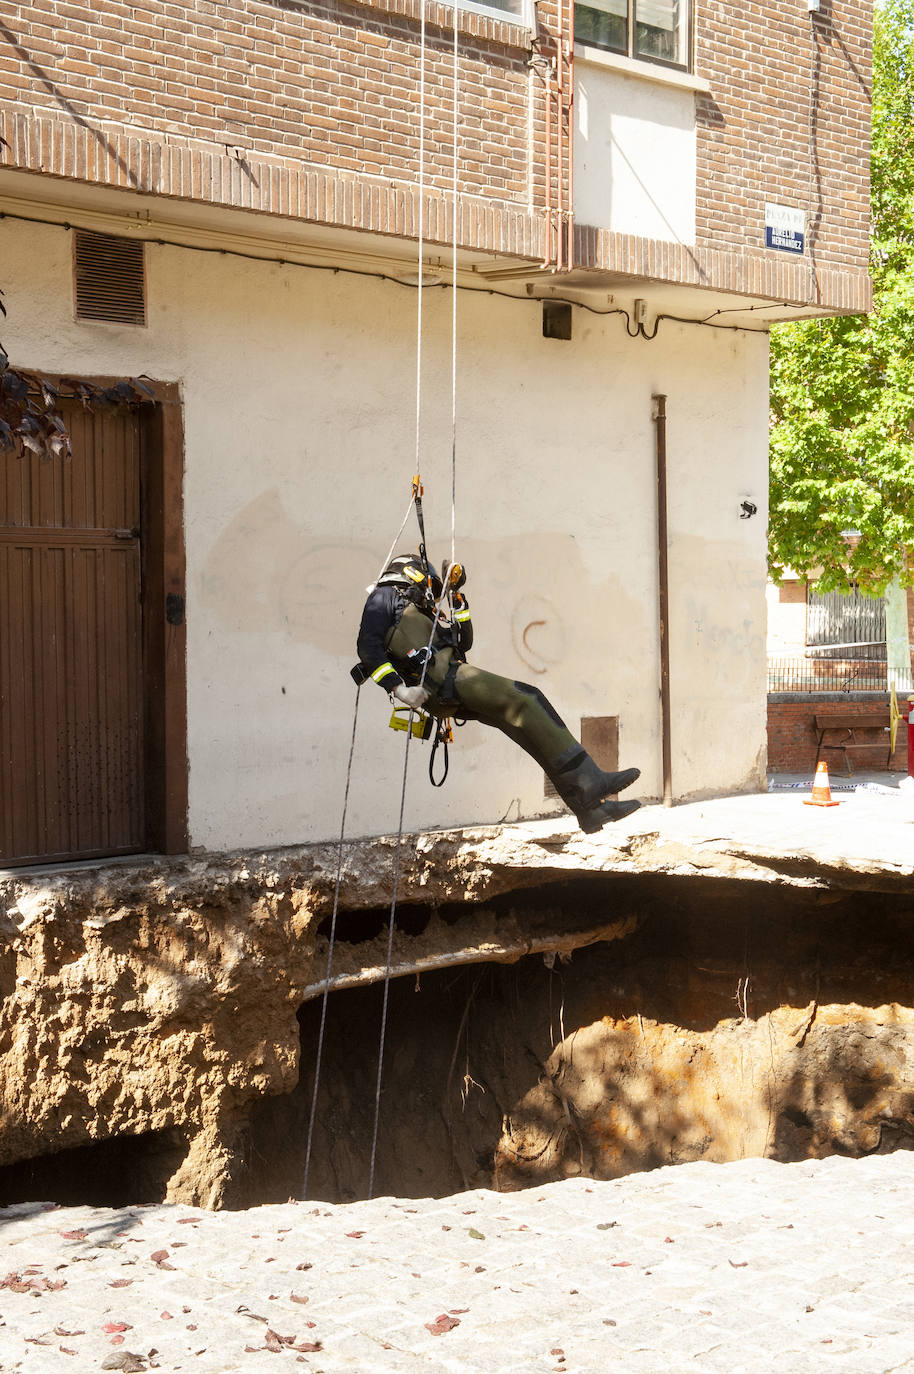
[366,0,464,1201]
[301,497,423,1202]
[301,683,363,1201]
[449,5,459,573]
[305,0,463,1203]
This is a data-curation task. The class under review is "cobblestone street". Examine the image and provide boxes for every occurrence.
[2,1152,914,1372]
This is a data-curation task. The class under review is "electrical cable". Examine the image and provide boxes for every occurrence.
[0,208,798,335]
[805,9,822,306]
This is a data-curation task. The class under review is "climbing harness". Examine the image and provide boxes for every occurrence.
[304,0,464,1202]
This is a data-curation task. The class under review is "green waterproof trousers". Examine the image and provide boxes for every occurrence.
[386,605,581,778]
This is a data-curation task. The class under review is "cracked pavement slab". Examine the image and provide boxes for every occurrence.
[2,1152,914,1372]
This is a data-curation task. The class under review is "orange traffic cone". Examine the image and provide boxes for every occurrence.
[803,761,840,807]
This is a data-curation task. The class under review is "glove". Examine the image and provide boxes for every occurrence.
[393,683,429,711]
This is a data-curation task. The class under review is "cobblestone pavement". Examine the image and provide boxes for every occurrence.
[2,1152,914,1373]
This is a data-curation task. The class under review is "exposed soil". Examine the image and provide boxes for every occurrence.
[235,877,914,1206]
[2,837,914,1212]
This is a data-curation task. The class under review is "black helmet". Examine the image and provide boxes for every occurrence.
[378,553,442,602]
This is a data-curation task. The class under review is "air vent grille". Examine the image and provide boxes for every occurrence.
[74,231,146,326]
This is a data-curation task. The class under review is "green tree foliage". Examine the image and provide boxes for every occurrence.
[769,0,914,593]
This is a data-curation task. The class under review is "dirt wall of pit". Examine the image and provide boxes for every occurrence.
[1,828,913,1210]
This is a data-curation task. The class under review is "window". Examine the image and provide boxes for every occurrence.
[459,0,530,22]
[574,0,690,69]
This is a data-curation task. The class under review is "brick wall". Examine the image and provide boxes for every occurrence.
[0,0,872,304]
[0,0,533,203]
[695,0,872,279]
[768,696,910,775]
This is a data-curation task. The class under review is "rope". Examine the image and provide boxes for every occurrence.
[368,0,462,1200]
[413,0,428,494]
[367,705,414,1198]
[379,495,420,585]
[367,572,459,1198]
[302,682,363,1200]
[450,5,459,571]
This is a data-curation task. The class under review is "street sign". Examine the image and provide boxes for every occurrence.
[765,202,805,254]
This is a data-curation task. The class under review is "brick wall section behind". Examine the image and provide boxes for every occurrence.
[695,0,872,277]
[768,697,910,774]
[0,0,534,204]
[0,0,872,296]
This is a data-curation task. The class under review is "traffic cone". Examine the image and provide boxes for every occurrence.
[803,761,841,807]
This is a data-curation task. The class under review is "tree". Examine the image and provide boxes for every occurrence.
[768,0,914,594]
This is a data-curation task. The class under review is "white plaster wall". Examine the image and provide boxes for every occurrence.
[766,580,808,656]
[1,215,767,849]
[573,62,696,242]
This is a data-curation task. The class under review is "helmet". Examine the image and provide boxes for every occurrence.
[378,553,442,603]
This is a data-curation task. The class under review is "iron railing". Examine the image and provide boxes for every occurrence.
[767,656,890,693]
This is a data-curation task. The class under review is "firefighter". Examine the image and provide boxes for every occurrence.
[356,554,641,833]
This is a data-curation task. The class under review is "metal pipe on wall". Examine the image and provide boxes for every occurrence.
[653,394,673,806]
[566,23,574,270]
[555,0,564,271]
[543,62,553,266]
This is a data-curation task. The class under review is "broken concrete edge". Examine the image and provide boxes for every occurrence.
[2,805,912,937]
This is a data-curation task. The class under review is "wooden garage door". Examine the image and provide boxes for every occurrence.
[0,401,145,865]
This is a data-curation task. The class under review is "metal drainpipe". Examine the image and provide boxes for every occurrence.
[653,394,673,806]
[556,0,564,271]
[567,22,574,271]
[543,61,553,266]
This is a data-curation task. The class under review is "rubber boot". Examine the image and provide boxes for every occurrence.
[576,798,642,834]
[551,748,641,813]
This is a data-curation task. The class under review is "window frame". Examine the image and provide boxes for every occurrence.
[456,0,534,29]
[573,0,692,73]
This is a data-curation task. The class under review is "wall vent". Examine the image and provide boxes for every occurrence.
[74,231,146,326]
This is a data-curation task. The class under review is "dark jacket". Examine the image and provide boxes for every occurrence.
[357,585,473,691]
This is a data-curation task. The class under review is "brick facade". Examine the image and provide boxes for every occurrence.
[768,696,910,774]
[0,0,872,309]
[695,2,871,281]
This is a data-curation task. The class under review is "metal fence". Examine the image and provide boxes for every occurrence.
[767,657,890,693]
[806,586,886,658]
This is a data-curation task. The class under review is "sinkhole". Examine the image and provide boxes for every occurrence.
[2,875,914,1212]
[235,878,914,1207]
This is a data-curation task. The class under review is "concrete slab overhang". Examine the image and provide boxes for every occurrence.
[2,791,911,1006]
[0,151,870,327]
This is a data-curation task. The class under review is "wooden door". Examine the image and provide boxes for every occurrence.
[0,401,146,864]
